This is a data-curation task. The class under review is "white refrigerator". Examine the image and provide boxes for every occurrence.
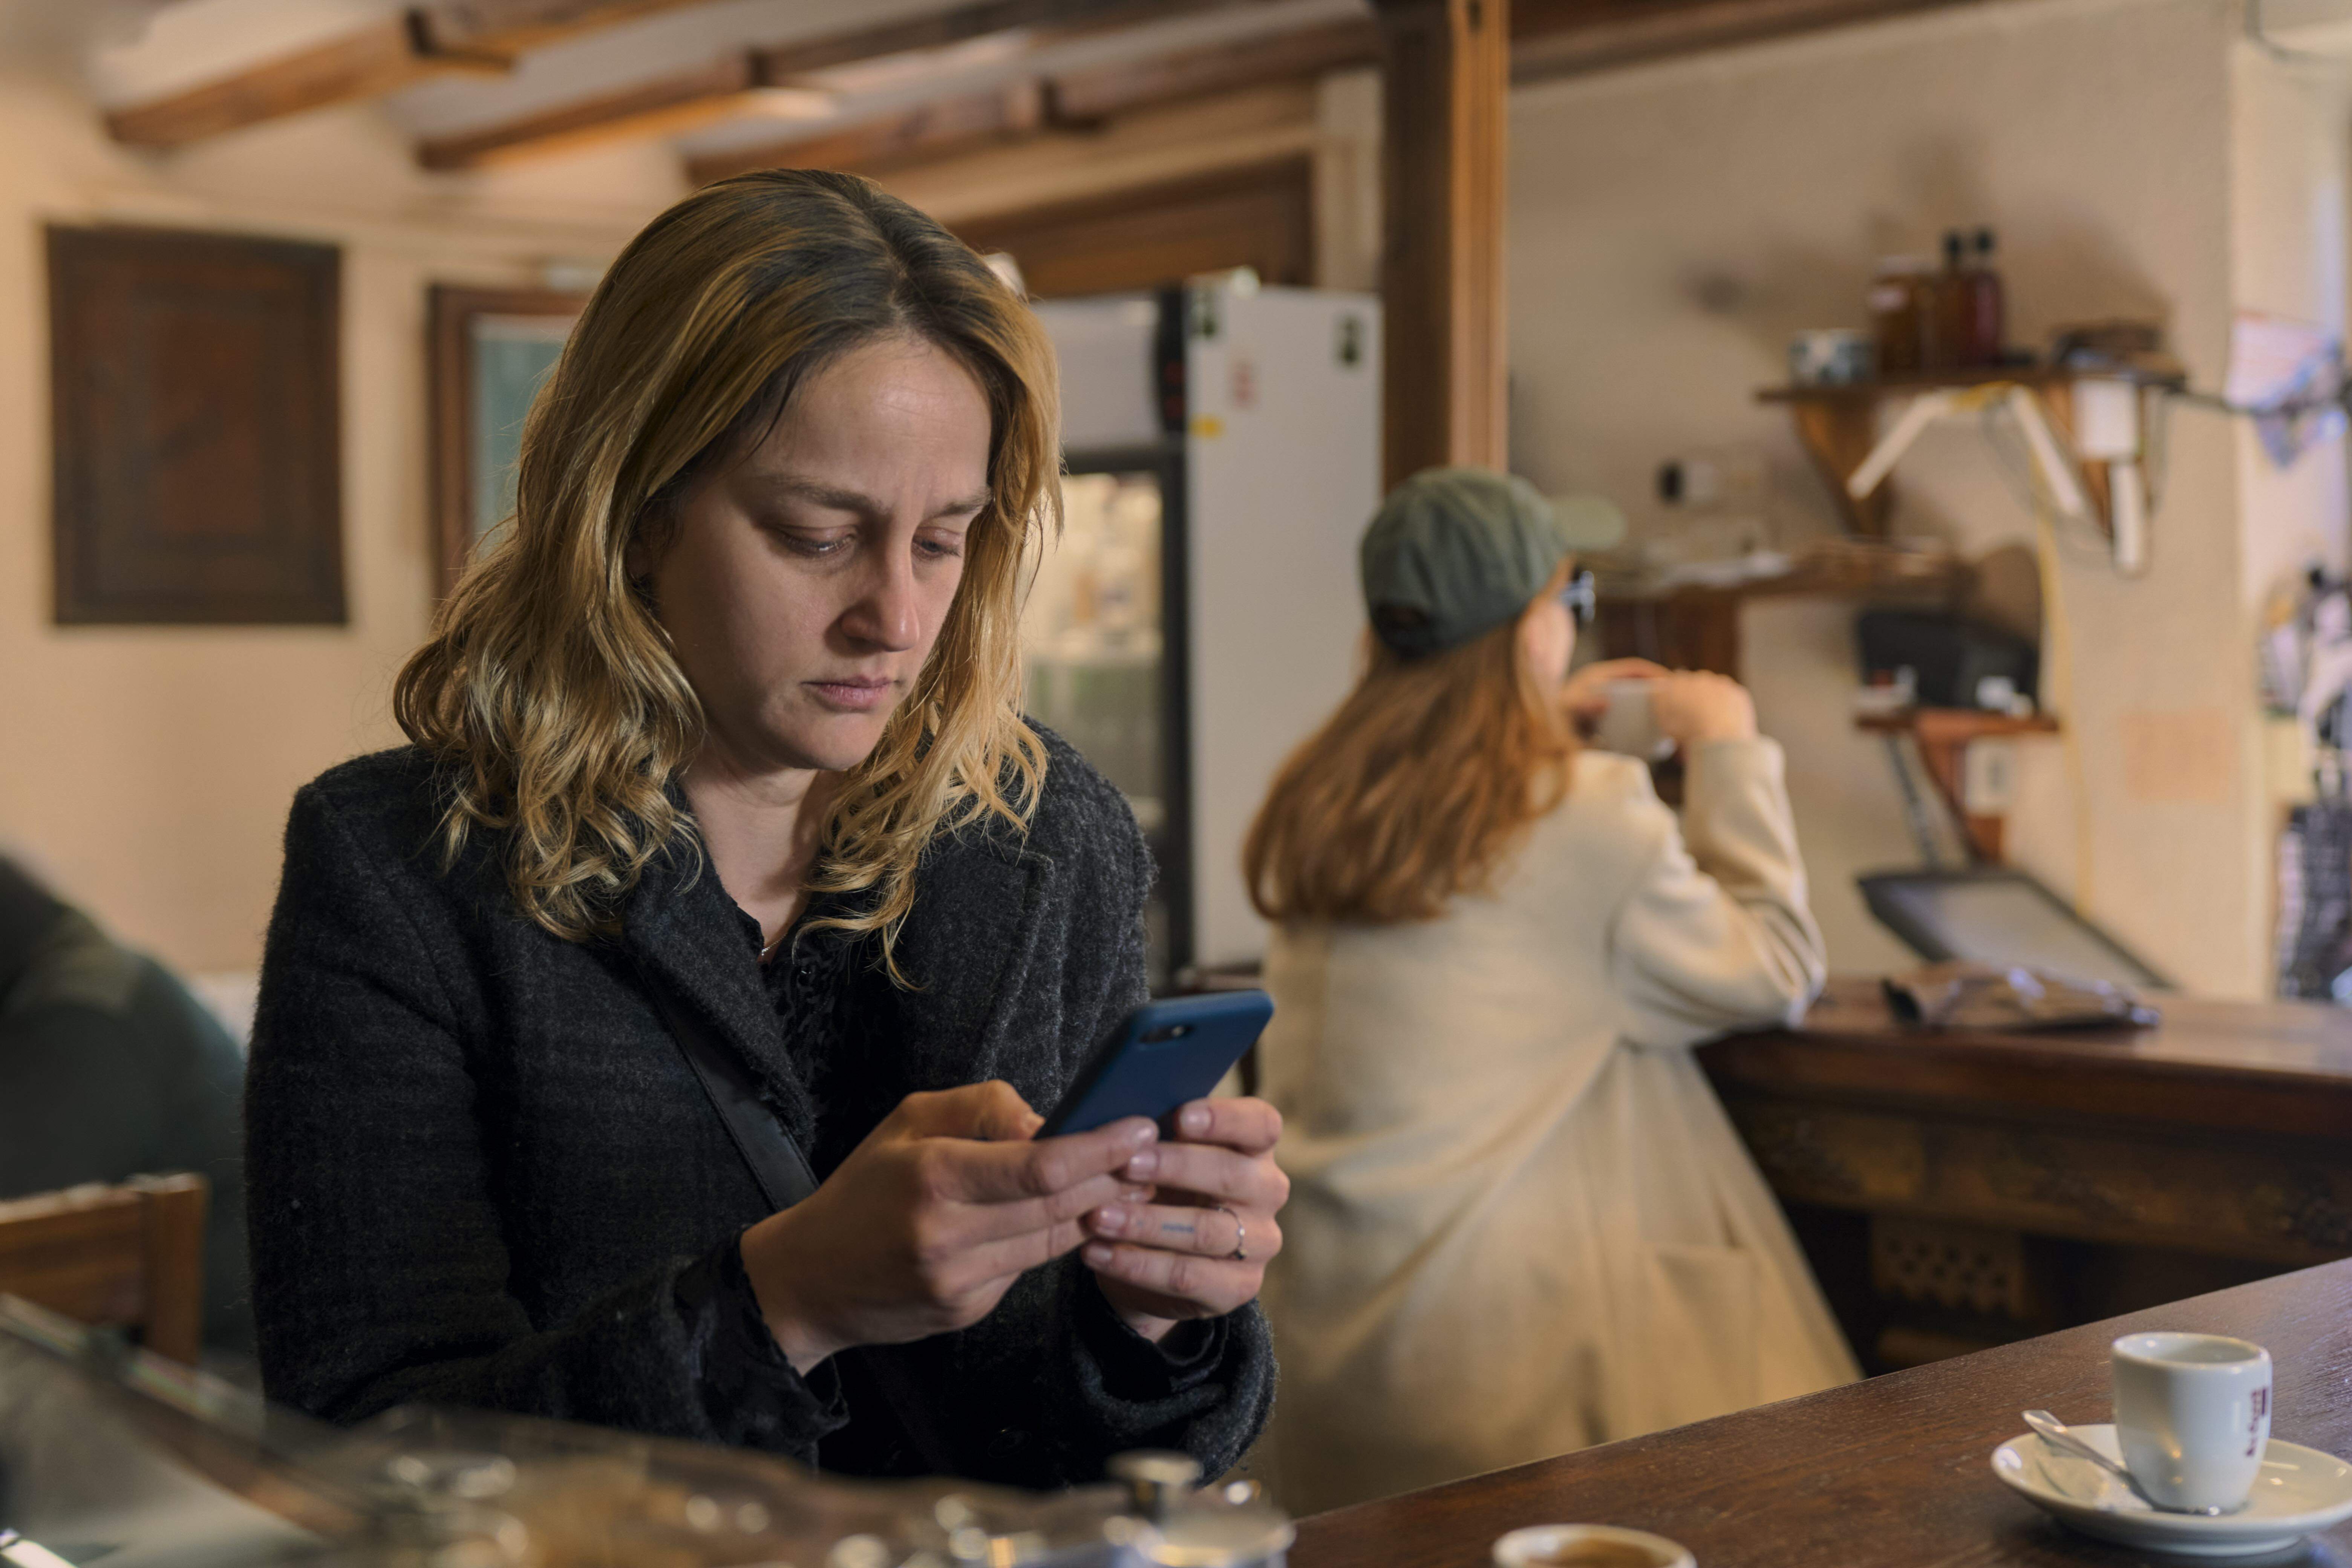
[1025,277,1382,987]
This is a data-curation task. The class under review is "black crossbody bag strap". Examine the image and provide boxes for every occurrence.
[637,966,957,1476]
[643,974,821,1207]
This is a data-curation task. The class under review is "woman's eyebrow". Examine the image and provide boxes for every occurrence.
[767,476,990,522]
[769,477,883,517]
[933,487,992,522]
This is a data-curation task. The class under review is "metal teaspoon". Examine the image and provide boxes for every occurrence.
[2021,1409,2230,1516]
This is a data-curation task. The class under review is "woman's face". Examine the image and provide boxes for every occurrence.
[1519,585,1576,693]
[642,334,993,777]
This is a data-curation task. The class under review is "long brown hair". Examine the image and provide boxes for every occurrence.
[394,170,1057,975]
[1244,569,1577,924]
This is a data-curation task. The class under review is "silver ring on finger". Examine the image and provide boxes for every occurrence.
[1211,1204,1247,1262]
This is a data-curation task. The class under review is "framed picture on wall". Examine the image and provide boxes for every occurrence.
[427,285,584,594]
[49,224,344,624]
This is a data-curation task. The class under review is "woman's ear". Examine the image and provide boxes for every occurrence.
[1520,596,1574,690]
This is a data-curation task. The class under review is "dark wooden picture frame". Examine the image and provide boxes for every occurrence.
[49,225,344,624]
[427,284,585,594]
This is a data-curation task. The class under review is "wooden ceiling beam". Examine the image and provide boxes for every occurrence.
[752,0,1271,81]
[688,81,1051,185]
[103,0,722,150]
[419,51,778,169]
[107,13,494,149]
[1046,16,1376,122]
[683,16,1372,185]
[415,0,730,54]
[415,0,1281,172]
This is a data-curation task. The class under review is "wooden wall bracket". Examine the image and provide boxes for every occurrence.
[1759,369,2179,541]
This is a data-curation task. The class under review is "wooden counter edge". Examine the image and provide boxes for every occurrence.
[1697,991,2352,1141]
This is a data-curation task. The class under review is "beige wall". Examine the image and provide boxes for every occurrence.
[0,48,679,975]
[1505,0,2345,996]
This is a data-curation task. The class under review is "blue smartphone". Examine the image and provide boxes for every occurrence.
[1037,989,1275,1138]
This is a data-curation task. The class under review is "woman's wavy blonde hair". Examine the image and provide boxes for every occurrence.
[1243,564,1578,924]
[394,169,1056,975]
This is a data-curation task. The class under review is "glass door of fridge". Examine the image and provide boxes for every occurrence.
[1021,455,1190,989]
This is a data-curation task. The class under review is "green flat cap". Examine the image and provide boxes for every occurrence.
[1361,467,1625,655]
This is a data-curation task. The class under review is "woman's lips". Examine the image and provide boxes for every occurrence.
[806,677,894,712]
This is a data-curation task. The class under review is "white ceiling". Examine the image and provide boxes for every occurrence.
[80,0,1367,167]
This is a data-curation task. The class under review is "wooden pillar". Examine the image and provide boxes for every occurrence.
[1371,0,1510,490]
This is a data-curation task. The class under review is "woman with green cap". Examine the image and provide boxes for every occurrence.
[1244,467,1856,1513]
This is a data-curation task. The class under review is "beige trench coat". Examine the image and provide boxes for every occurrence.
[1257,738,1860,1514]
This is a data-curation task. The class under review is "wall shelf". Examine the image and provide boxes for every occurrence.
[1757,367,2184,537]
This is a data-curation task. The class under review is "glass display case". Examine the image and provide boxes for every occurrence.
[0,1296,1292,1568]
[1021,456,1189,990]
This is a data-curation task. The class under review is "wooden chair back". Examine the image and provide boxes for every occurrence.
[0,1173,208,1363]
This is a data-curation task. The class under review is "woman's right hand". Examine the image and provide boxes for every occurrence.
[737,1081,1155,1373]
[1647,671,1758,745]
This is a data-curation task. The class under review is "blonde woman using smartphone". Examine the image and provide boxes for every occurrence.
[247,171,1282,1483]
[1246,468,1856,1513]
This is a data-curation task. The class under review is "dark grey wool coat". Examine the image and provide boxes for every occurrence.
[245,727,1274,1486]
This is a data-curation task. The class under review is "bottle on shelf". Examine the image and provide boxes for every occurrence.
[1924,230,1969,371]
[1966,227,2006,367]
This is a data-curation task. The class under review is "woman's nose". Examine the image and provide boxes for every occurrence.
[842,549,922,651]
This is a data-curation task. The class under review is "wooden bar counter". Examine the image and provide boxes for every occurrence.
[1696,979,2352,1369]
[1288,1258,2352,1568]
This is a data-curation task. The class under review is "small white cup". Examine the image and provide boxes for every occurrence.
[1591,680,1675,763]
[1492,1524,1694,1568]
[2112,1331,2274,1513]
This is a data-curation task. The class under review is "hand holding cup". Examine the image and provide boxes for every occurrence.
[1645,671,1757,746]
[1563,663,1756,759]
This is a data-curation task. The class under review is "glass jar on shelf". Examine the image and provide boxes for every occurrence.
[1867,255,1935,375]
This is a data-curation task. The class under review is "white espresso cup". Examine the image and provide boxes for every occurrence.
[2111,1331,2274,1513]
[1591,680,1675,763]
[1493,1524,1694,1568]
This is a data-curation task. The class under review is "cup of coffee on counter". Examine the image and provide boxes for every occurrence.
[1589,680,1676,763]
[1492,1524,1694,1568]
[2112,1332,2273,1513]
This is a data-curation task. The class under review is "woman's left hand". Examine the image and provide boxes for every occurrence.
[1083,1096,1287,1340]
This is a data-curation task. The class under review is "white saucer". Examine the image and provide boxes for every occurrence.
[1992,1424,2352,1557]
